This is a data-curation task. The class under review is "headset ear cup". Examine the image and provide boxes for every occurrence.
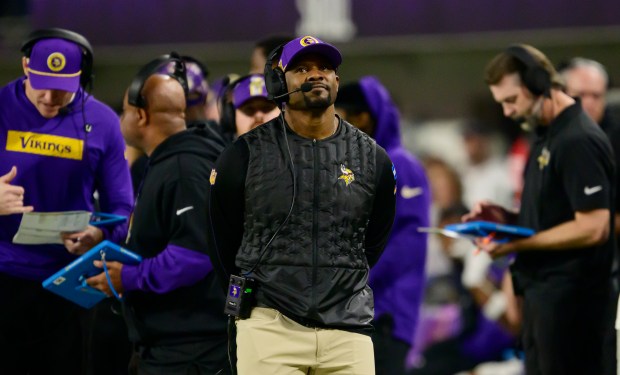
[264,44,289,104]
[219,93,236,135]
[505,45,551,97]
[264,66,288,104]
[525,66,551,97]
[274,69,289,104]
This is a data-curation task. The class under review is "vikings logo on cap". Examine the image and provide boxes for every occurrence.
[232,74,269,109]
[248,76,265,96]
[299,36,320,47]
[47,52,66,72]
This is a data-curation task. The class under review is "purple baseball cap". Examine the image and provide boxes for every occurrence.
[27,38,83,93]
[232,74,269,109]
[278,36,342,72]
[160,60,209,106]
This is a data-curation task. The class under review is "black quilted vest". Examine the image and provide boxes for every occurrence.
[238,116,378,329]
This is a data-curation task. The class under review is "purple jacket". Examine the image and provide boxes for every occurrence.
[0,77,133,281]
[361,76,431,344]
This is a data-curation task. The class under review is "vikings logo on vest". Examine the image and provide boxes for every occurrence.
[6,131,83,160]
[338,164,355,186]
[47,52,67,72]
[210,169,217,185]
[300,36,320,47]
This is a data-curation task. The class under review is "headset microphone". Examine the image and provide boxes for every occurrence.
[272,82,313,100]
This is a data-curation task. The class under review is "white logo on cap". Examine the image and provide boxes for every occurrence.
[249,76,265,96]
[47,52,66,72]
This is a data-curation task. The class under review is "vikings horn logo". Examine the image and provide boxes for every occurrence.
[537,147,550,170]
[338,164,355,186]
[47,52,66,72]
[209,169,217,185]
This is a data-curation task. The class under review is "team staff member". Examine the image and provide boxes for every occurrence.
[466,44,615,375]
[335,76,431,375]
[218,74,280,139]
[209,35,396,374]
[87,60,228,374]
[0,28,132,374]
[559,57,620,375]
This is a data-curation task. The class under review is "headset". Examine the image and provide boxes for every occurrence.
[505,45,552,97]
[182,55,209,107]
[127,52,189,108]
[264,44,289,105]
[21,28,94,89]
[182,55,209,79]
[218,74,255,136]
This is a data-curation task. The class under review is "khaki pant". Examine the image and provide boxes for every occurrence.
[236,307,375,375]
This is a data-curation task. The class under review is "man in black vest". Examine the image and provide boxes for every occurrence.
[209,35,396,374]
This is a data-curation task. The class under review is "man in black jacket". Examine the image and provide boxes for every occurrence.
[209,36,396,374]
[87,57,229,374]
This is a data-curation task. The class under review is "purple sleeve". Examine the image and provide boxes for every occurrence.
[370,149,431,343]
[370,150,431,285]
[121,244,213,294]
[95,109,133,243]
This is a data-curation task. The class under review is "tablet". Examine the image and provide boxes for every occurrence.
[42,240,141,309]
[444,221,535,241]
[89,212,127,227]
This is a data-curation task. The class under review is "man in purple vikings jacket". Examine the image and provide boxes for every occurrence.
[336,76,431,375]
[0,29,133,374]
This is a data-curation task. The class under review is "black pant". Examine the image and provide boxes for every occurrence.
[372,315,411,375]
[603,286,619,375]
[0,272,83,375]
[522,283,609,375]
[406,337,481,375]
[83,298,133,375]
[130,336,231,375]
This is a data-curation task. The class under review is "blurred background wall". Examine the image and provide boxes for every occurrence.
[1,0,619,160]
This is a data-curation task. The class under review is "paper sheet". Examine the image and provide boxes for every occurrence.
[12,211,91,245]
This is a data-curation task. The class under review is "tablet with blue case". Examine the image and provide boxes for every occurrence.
[444,221,535,240]
[89,212,127,227]
[42,240,141,309]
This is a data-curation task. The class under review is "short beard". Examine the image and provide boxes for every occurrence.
[516,96,544,131]
[304,93,332,109]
